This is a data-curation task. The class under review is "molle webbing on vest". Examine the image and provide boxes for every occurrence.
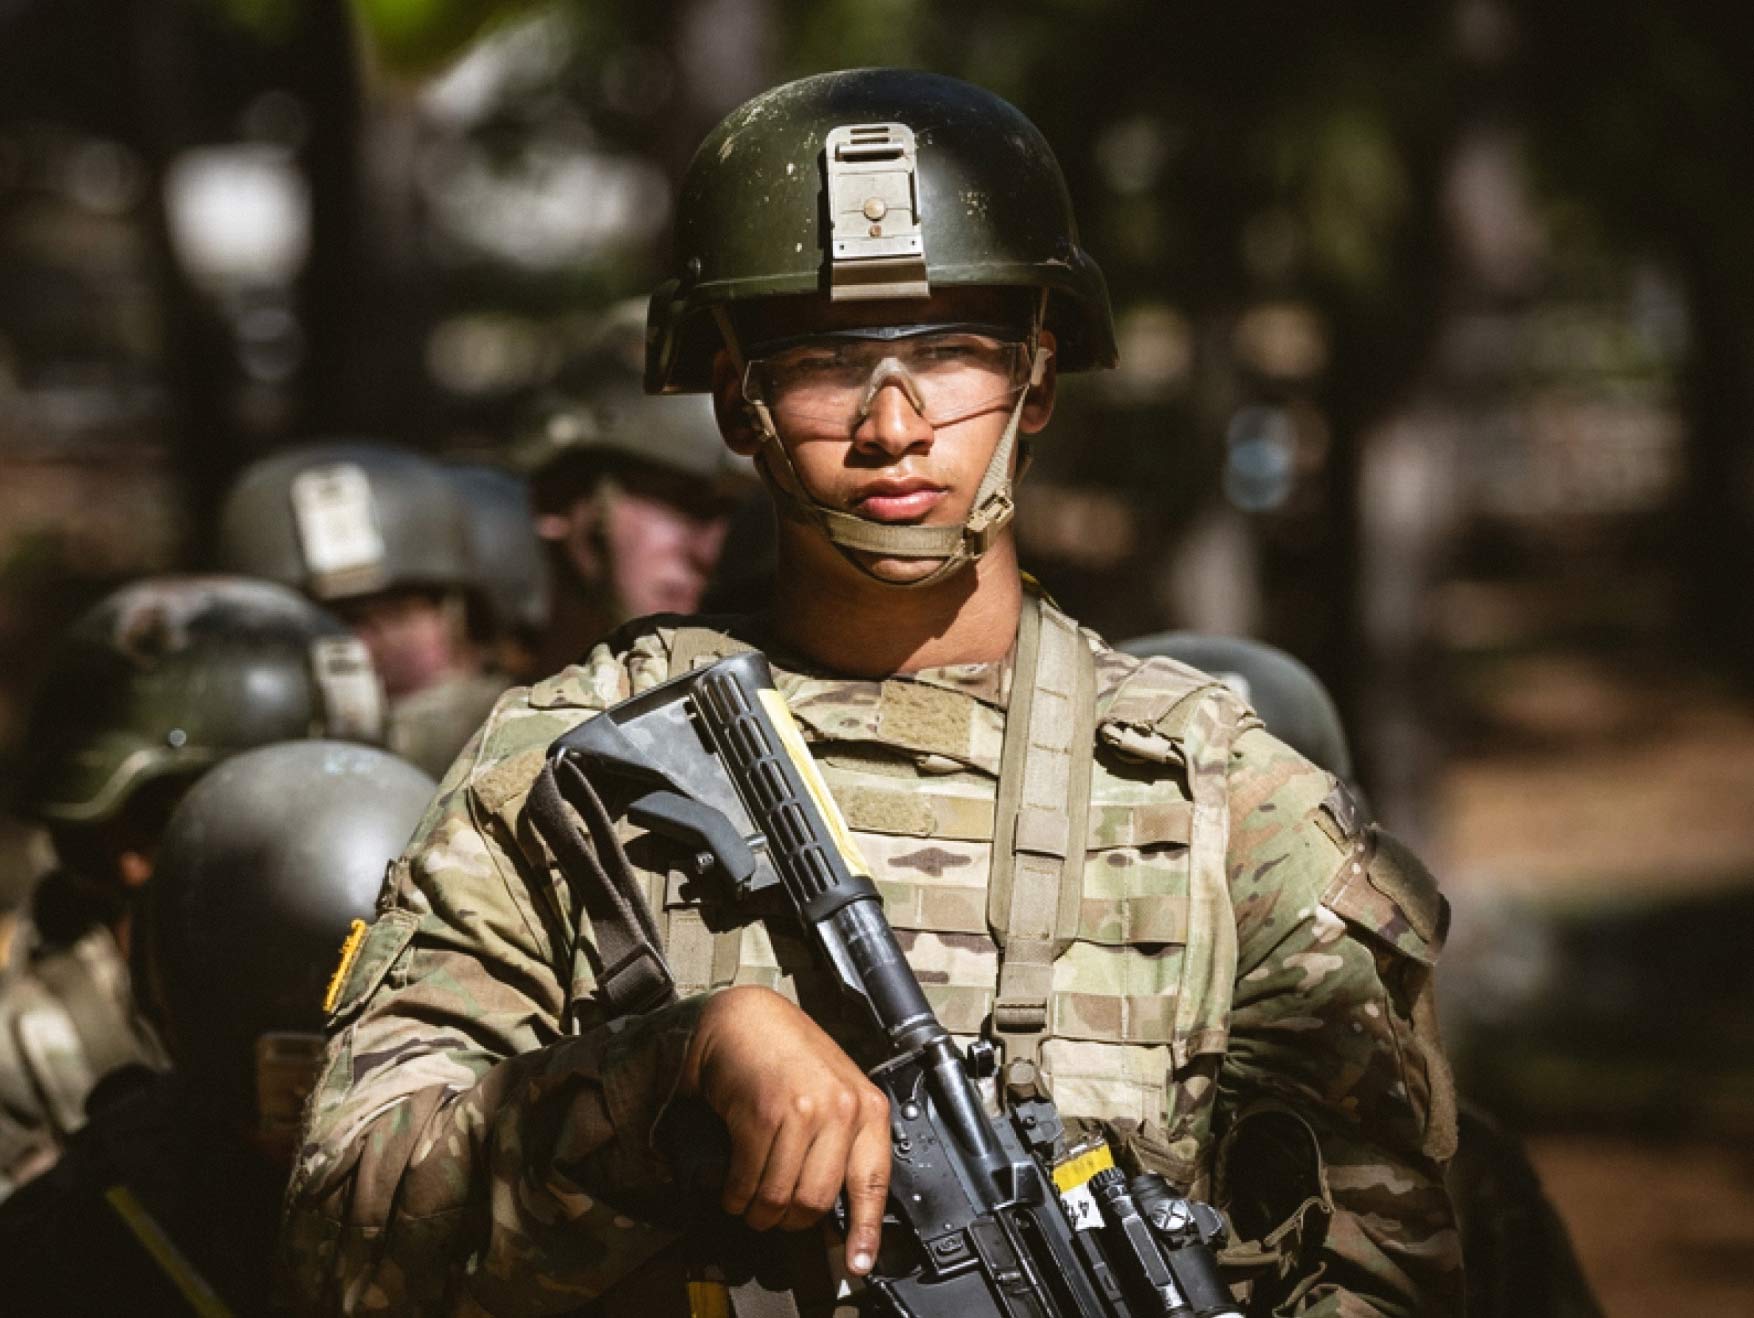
[1098,663,1254,1072]
[878,877,1189,946]
[988,596,1096,1068]
[834,782,1191,851]
[1171,690,1242,1068]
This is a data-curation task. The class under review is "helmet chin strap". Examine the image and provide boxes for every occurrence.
[713,302,1048,591]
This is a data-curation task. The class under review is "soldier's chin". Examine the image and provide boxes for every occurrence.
[850,549,958,586]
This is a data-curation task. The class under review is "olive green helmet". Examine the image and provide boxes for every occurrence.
[646,69,1115,589]
[517,299,754,493]
[138,740,434,1134]
[216,441,477,603]
[647,68,1116,395]
[444,463,551,638]
[19,576,385,826]
[1119,632,1355,782]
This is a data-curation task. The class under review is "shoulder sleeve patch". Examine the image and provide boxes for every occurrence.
[1320,827,1448,964]
[1369,830,1448,947]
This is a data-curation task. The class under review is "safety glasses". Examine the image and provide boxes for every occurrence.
[742,323,1045,431]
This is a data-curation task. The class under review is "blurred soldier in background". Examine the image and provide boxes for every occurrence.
[217,440,507,777]
[518,299,755,674]
[0,576,382,1200]
[446,462,552,684]
[1124,630,1601,1318]
[0,740,433,1315]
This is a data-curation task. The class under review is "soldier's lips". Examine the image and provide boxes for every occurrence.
[854,480,946,521]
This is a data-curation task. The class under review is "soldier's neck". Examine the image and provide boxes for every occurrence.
[770,538,1023,677]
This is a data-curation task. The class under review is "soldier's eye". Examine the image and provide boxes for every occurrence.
[913,336,1008,369]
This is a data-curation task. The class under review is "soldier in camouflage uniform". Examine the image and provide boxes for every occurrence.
[0,575,383,1201]
[287,70,1462,1315]
[218,441,510,778]
[0,741,433,1314]
[517,299,756,677]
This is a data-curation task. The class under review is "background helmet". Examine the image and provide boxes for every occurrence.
[444,463,551,639]
[18,576,384,826]
[647,67,1117,396]
[138,741,434,1133]
[517,299,753,497]
[216,440,477,603]
[1119,631,1355,782]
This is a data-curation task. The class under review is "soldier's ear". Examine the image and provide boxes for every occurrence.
[711,351,762,456]
[1021,330,1057,435]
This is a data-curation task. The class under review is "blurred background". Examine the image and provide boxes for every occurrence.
[1,2,1750,1310]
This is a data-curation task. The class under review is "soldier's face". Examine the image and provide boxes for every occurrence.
[542,464,736,617]
[598,479,734,617]
[714,290,1056,586]
[335,589,468,697]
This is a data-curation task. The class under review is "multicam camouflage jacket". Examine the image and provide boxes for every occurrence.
[0,907,168,1200]
[285,606,1462,1315]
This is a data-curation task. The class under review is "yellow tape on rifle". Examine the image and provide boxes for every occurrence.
[757,688,873,876]
[1051,1142,1116,1194]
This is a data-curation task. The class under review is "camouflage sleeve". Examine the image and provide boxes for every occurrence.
[282,693,706,1314]
[1221,728,1464,1316]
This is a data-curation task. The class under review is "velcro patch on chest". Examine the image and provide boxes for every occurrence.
[876,681,981,763]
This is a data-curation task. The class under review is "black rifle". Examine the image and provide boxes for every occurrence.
[546,651,1240,1318]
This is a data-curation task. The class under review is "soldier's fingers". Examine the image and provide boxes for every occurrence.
[743,1116,813,1231]
[778,1116,856,1231]
[719,1111,778,1218]
[841,1101,892,1276]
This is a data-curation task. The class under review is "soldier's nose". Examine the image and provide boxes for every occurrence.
[854,381,934,457]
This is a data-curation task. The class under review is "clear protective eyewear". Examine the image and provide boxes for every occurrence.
[742,323,1045,431]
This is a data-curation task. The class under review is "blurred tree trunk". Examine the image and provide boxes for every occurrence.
[127,0,232,565]
[292,0,370,441]
[1678,259,1754,681]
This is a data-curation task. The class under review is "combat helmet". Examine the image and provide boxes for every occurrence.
[136,741,434,1139]
[444,463,551,640]
[1119,632,1355,782]
[646,68,1116,587]
[516,298,754,497]
[18,576,384,827]
[216,441,476,604]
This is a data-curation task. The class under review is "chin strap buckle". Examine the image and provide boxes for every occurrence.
[824,122,930,302]
[965,490,1016,555]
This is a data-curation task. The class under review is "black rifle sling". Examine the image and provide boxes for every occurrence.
[528,756,677,1015]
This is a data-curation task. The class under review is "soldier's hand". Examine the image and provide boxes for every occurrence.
[681,985,891,1276]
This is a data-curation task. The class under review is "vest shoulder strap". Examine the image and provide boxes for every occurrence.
[988,595,1096,1090]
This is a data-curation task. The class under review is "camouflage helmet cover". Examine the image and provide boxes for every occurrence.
[216,441,477,602]
[19,575,385,825]
[647,68,1117,395]
[140,740,435,1122]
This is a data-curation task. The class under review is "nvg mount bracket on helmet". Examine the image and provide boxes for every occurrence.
[825,123,929,301]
